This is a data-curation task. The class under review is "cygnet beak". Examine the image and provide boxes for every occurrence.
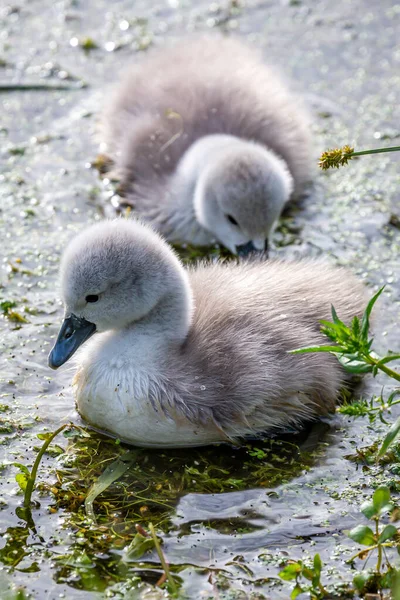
[236,241,256,256]
[236,239,269,257]
[48,313,96,369]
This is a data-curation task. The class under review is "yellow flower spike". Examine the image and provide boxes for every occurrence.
[319,144,400,170]
[319,145,354,170]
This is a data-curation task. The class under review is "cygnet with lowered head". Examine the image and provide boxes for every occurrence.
[49,219,366,448]
[101,36,312,255]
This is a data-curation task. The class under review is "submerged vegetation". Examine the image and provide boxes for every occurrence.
[1,288,399,597]
[3,426,327,596]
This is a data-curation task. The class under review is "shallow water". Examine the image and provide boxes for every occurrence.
[1,0,400,598]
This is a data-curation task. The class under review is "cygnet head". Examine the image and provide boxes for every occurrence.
[48,219,192,369]
[194,144,293,255]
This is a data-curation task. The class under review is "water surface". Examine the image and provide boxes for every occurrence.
[1,0,400,597]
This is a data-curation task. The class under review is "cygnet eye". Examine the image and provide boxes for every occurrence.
[226,214,239,226]
[85,295,99,303]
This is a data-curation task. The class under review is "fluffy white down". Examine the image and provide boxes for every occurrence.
[52,219,368,448]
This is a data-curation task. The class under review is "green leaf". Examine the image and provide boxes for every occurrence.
[347,525,376,545]
[15,472,29,491]
[279,562,302,581]
[376,354,400,366]
[289,345,343,355]
[361,287,384,341]
[313,553,322,575]
[388,390,400,406]
[302,566,314,581]
[37,432,53,441]
[361,501,377,519]
[15,505,35,528]
[85,457,131,522]
[372,486,391,513]
[328,309,351,335]
[378,524,397,543]
[290,584,304,599]
[337,355,374,374]
[62,426,91,438]
[352,316,361,338]
[378,417,400,458]
[123,531,156,560]
[353,571,369,591]
[331,304,342,325]
[319,320,342,334]
[320,327,341,342]
[12,462,30,476]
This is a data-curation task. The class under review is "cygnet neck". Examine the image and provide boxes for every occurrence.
[126,262,194,349]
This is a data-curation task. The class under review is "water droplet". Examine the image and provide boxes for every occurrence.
[119,19,130,31]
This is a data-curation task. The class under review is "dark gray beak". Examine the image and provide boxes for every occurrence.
[48,313,96,370]
[236,241,256,256]
[236,239,269,257]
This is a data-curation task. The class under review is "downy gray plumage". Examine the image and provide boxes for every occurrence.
[49,219,366,447]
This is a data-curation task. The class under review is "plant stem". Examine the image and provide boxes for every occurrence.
[0,82,87,92]
[318,581,329,596]
[24,423,70,508]
[376,519,382,573]
[364,353,400,382]
[347,541,396,563]
[149,523,179,596]
[350,146,400,158]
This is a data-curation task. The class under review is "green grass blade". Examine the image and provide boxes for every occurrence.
[331,305,342,325]
[85,457,132,522]
[361,287,384,341]
[377,416,400,459]
[289,345,342,354]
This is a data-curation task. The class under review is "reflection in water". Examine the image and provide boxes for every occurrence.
[0,420,331,594]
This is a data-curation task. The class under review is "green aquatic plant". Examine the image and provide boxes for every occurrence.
[338,390,400,424]
[291,288,400,461]
[290,287,400,382]
[0,299,28,323]
[13,428,321,592]
[11,423,89,528]
[149,523,179,595]
[19,425,70,509]
[347,486,399,595]
[377,416,400,460]
[279,488,400,598]
[278,554,328,599]
[392,569,400,600]
[319,144,400,170]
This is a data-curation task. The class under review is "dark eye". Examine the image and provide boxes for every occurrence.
[85,295,99,303]
[227,214,239,226]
